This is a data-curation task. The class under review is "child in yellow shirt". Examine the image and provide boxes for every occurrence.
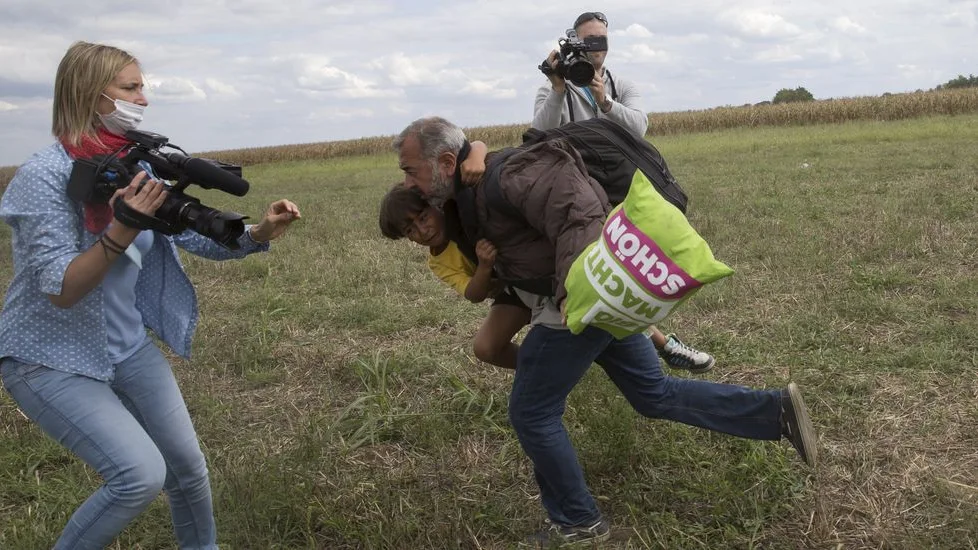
[379,184,715,372]
[380,184,529,369]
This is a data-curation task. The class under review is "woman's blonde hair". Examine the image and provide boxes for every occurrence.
[52,41,139,146]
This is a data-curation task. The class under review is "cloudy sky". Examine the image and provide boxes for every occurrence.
[0,0,975,165]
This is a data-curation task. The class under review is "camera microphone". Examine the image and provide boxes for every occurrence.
[162,151,250,197]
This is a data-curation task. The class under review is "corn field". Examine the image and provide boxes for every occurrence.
[2,87,977,191]
[649,87,978,135]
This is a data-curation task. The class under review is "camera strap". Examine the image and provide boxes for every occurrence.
[112,197,179,234]
[606,69,618,101]
[565,69,618,123]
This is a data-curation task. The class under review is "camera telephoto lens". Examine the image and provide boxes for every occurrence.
[564,59,595,87]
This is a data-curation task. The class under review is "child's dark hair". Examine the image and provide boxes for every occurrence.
[378,183,428,240]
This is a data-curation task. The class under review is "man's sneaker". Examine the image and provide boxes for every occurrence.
[781,382,817,467]
[523,518,610,548]
[658,334,715,373]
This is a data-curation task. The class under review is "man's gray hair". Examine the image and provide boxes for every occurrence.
[393,116,466,161]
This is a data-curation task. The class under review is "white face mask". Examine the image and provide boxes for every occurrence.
[98,93,145,136]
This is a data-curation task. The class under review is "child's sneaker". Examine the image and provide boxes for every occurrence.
[659,334,715,373]
[522,518,611,548]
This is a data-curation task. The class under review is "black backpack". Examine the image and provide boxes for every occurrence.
[455,118,689,296]
[486,117,687,215]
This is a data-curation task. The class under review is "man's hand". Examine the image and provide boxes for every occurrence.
[475,239,497,267]
[589,73,611,112]
[460,142,488,185]
[545,50,566,94]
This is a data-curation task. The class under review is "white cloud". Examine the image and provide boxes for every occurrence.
[754,44,804,63]
[374,53,431,86]
[205,78,240,98]
[147,76,208,102]
[613,23,653,38]
[296,58,401,99]
[832,16,868,35]
[370,52,518,100]
[941,9,977,28]
[1,0,976,165]
[371,52,460,88]
[462,79,517,99]
[621,44,669,63]
[729,11,803,38]
[0,101,18,112]
[898,64,924,80]
[307,107,376,121]
[672,33,712,45]
[0,38,66,83]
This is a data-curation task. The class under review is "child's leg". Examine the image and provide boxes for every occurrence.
[473,304,531,370]
[648,325,667,349]
[649,326,716,373]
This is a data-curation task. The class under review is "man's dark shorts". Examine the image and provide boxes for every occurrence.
[492,286,530,310]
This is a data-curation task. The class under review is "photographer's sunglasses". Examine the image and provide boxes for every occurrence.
[575,11,608,27]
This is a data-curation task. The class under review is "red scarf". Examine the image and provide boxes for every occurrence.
[61,129,132,234]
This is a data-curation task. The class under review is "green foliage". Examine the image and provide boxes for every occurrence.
[935,73,978,90]
[772,86,815,104]
[2,116,978,548]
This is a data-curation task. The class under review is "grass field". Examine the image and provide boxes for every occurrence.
[1,114,977,549]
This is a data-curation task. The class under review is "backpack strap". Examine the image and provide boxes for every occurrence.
[606,69,618,101]
[565,90,575,122]
[582,118,688,213]
[522,127,547,145]
[441,199,476,266]
[451,141,482,264]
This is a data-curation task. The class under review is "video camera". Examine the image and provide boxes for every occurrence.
[538,31,608,87]
[67,130,250,249]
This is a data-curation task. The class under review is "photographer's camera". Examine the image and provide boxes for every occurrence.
[539,30,607,87]
[68,130,251,249]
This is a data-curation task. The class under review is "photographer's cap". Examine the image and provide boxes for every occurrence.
[574,11,608,29]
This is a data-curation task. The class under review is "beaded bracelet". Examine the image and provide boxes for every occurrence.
[97,238,125,260]
[101,233,128,253]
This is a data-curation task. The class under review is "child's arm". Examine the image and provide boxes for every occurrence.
[460,141,489,185]
[463,239,497,303]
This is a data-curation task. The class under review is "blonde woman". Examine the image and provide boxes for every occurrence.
[0,41,300,549]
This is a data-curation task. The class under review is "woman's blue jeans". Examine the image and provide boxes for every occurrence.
[1,341,217,550]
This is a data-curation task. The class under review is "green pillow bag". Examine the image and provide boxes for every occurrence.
[564,170,734,338]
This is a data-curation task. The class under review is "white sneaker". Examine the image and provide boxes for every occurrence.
[659,334,715,373]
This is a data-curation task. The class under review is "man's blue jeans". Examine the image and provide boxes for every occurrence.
[509,325,783,527]
[1,341,217,550]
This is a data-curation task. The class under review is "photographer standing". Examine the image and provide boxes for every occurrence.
[0,41,300,549]
[532,11,715,374]
[532,11,649,138]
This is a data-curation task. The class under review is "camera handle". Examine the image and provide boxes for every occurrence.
[112,196,181,234]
